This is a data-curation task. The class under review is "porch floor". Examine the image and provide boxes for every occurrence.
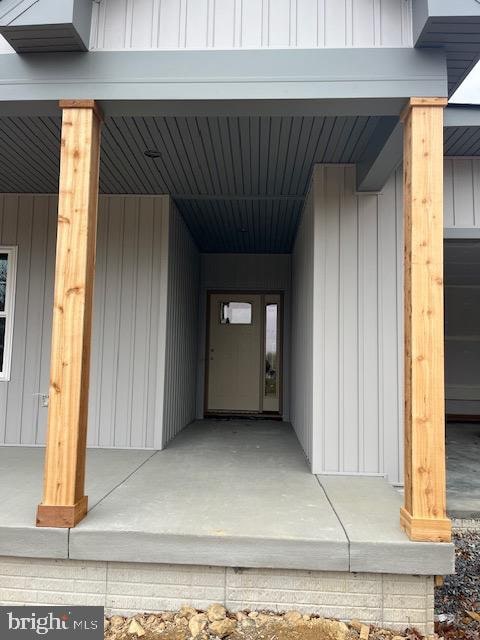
[0,421,453,575]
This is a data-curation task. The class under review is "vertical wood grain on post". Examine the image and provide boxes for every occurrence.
[400,97,452,543]
[36,100,102,528]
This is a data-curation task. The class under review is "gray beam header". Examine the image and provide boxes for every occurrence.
[0,48,448,104]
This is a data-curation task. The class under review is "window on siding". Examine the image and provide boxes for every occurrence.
[0,247,17,381]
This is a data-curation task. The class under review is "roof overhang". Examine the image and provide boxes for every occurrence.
[0,0,92,53]
[413,0,480,96]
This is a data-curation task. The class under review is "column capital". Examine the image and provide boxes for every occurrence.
[400,97,448,123]
[59,99,104,122]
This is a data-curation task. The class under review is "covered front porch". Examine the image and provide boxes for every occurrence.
[0,52,459,627]
[0,92,452,543]
[0,420,453,575]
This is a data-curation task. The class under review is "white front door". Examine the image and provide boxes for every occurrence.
[206,293,281,414]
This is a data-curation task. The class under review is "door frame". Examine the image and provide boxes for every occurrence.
[204,289,284,418]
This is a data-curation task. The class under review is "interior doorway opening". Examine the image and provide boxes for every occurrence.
[204,291,283,417]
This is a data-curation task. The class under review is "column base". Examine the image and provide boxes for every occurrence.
[36,495,88,528]
[400,507,452,543]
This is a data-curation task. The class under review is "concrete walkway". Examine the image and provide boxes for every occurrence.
[447,422,480,519]
[0,421,453,575]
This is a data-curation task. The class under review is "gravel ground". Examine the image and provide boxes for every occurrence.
[435,529,480,639]
[104,607,435,640]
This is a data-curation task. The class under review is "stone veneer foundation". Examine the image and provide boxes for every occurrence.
[0,557,434,635]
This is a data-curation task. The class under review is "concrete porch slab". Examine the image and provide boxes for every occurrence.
[0,421,454,576]
[319,475,455,575]
[70,421,349,571]
[0,446,153,559]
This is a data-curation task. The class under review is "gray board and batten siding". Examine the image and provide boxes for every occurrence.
[90,0,413,51]
[291,165,403,483]
[0,194,198,450]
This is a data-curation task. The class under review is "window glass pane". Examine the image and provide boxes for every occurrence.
[265,304,278,396]
[0,253,7,313]
[220,301,252,324]
[0,317,5,373]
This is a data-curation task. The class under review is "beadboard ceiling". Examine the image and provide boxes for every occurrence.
[0,113,475,252]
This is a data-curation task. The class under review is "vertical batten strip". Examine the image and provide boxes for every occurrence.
[400,97,452,543]
[36,100,102,529]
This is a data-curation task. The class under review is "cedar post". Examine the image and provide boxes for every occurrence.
[36,100,102,528]
[400,97,452,543]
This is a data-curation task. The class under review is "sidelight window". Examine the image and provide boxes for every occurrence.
[0,248,17,381]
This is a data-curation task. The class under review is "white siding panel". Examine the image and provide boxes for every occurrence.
[291,189,314,463]
[162,202,200,446]
[302,166,403,482]
[1,194,171,449]
[268,0,291,47]
[158,0,183,49]
[213,0,237,49]
[296,0,319,48]
[185,0,209,49]
[90,0,412,50]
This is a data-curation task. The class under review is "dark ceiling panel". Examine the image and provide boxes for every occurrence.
[0,113,478,252]
[445,127,480,157]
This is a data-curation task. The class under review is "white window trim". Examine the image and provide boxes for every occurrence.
[0,246,17,382]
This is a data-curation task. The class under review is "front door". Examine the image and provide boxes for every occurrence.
[206,292,281,414]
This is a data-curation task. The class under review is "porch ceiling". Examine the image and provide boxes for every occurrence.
[0,113,393,252]
[445,126,480,156]
[0,112,479,252]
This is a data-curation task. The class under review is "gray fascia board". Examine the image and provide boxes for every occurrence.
[0,98,410,119]
[445,105,480,128]
[444,228,480,239]
[412,0,430,45]
[0,48,448,103]
[71,0,93,48]
[356,120,402,192]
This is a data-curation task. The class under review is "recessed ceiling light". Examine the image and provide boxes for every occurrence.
[238,228,248,233]
[144,149,162,159]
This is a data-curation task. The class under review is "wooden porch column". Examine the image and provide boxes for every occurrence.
[36,100,102,528]
[400,97,451,543]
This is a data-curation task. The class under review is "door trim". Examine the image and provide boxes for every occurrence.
[204,289,284,418]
